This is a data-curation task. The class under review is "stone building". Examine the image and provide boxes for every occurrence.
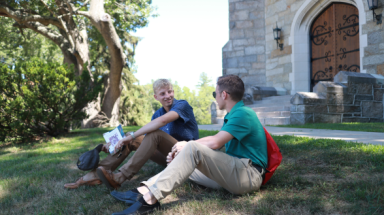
[214,0,384,124]
[223,0,384,96]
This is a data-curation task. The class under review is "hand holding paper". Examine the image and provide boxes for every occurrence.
[102,125,125,155]
[114,135,133,154]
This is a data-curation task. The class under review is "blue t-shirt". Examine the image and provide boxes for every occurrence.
[151,99,199,141]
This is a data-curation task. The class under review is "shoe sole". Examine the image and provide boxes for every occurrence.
[96,168,115,191]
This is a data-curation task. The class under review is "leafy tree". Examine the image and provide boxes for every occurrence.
[0,0,154,127]
[0,58,102,142]
[118,68,152,126]
[0,17,63,65]
[194,73,215,124]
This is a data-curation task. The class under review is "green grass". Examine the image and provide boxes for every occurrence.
[1,127,383,214]
[273,122,384,133]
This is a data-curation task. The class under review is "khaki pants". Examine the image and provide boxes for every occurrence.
[141,141,263,200]
[98,130,178,180]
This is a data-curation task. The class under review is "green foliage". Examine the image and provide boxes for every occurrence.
[194,73,215,124]
[0,17,63,65]
[119,68,153,126]
[0,58,102,141]
[173,73,215,125]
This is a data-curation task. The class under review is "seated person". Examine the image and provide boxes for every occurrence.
[64,79,199,190]
[111,75,268,215]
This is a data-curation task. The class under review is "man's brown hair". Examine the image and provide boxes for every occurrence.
[217,75,244,102]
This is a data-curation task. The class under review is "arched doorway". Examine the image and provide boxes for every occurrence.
[310,3,360,91]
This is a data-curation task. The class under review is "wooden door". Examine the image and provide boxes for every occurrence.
[310,3,360,91]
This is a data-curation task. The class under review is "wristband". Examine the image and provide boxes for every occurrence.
[129,132,136,140]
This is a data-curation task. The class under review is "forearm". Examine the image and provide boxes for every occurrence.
[132,118,167,137]
[195,136,222,149]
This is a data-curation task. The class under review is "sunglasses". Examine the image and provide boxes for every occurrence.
[212,91,230,98]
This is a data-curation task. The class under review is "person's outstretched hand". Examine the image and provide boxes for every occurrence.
[101,142,111,153]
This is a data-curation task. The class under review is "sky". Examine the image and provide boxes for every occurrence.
[132,0,229,91]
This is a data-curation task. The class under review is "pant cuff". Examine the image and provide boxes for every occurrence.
[119,169,133,181]
[148,184,163,201]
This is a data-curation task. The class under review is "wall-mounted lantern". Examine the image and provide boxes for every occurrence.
[367,0,382,24]
[273,23,284,51]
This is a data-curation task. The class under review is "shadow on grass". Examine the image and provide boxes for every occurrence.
[1,132,383,214]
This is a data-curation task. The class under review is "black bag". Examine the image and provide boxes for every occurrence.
[77,144,103,171]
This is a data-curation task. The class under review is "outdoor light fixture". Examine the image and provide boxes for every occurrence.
[367,0,382,24]
[273,23,283,51]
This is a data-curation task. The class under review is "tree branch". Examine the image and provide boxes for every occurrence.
[22,21,70,49]
[0,4,65,30]
[39,0,56,16]
[75,10,90,18]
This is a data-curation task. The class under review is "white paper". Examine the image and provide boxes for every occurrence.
[103,127,124,155]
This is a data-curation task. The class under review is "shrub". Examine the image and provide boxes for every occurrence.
[0,59,102,142]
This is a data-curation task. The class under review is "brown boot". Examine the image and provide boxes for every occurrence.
[64,177,102,189]
[96,166,126,190]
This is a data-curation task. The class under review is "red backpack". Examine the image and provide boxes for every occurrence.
[262,127,282,185]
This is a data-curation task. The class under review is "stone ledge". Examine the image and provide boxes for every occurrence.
[290,92,326,105]
[314,81,347,95]
[251,86,287,101]
[334,71,384,85]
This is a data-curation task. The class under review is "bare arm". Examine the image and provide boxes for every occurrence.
[167,131,234,164]
[196,131,233,149]
[114,111,179,150]
[133,111,179,137]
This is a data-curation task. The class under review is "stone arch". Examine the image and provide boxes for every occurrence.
[288,0,367,94]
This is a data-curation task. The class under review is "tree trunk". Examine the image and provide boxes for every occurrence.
[87,0,126,126]
[0,1,125,128]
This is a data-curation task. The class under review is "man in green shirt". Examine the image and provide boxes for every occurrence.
[111,75,268,215]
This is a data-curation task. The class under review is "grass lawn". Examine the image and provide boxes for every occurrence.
[272,122,384,133]
[1,127,383,214]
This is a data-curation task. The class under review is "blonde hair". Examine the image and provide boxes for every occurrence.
[153,79,173,94]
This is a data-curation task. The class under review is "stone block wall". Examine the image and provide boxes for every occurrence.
[222,0,266,95]
[264,0,303,93]
[362,0,384,76]
[224,0,384,96]
[290,71,384,124]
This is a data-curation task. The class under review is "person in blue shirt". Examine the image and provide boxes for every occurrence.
[64,79,198,190]
[111,75,268,215]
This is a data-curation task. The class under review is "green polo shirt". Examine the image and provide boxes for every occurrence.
[221,100,268,169]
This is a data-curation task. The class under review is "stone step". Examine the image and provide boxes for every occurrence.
[256,111,291,118]
[259,117,291,125]
[251,105,291,112]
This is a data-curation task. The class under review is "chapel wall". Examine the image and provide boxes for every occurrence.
[222,0,267,95]
[264,0,304,94]
[362,0,384,76]
[224,0,384,98]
